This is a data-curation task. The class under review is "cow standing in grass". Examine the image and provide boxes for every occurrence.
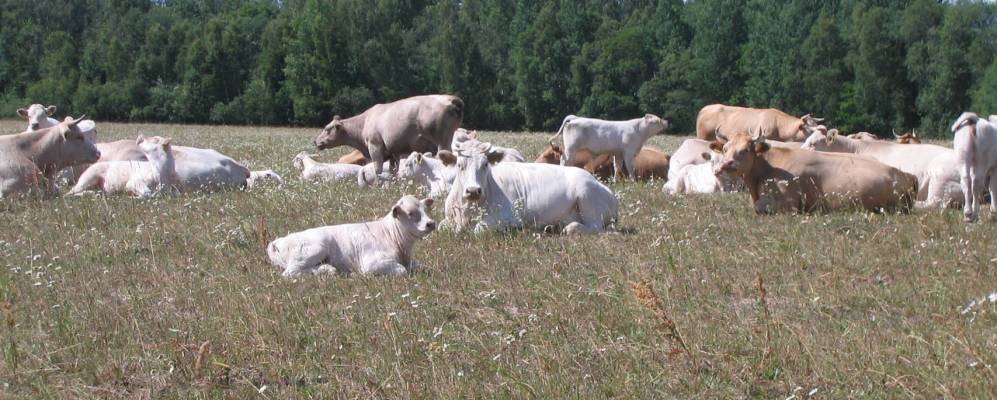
[313,95,464,181]
[951,112,997,222]
[549,114,668,181]
[267,195,436,277]
[713,130,917,214]
[0,116,100,198]
[696,104,822,142]
[445,140,618,234]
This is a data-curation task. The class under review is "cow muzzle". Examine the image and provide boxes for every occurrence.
[29,123,39,131]
[423,220,437,232]
[464,187,482,201]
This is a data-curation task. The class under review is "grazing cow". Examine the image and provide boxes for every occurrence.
[535,143,669,181]
[696,104,822,142]
[266,195,436,277]
[893,130,921,144]
[293,152,363,182]
[69,136,178,198]
[247,170,284,188]
[713,130,917,214]
[445,141,618,234]
[396,151,458,199]
[0,116,100,197]
[951,112,997,222]
[549,114,669,180]
[663,151,742,195]
[847,132,880,141]
[452,128,526,162]
[313,94,464,179]
[801,126,961,208]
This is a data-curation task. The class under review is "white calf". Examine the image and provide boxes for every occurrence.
[69,136,178,198]
[663,151,741,195]
[445,141,618,234]
[951,112,997,221]
[247,170,283,188]
[266,195,437,277]
[293,152,363,182]
[396,151,458,198]
[551,114,668,180]
[451,128,526,163]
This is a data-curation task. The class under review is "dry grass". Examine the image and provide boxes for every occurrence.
[0,120,994,398]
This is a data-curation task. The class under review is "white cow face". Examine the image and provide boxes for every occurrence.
[17,104,56,131]
[643,114,670,135]
[136,135,173,162]
[391,195,436,235]
[292,152,310,171]
[800,126,837,151]
[397,152,433,181]
[455,141,504,202]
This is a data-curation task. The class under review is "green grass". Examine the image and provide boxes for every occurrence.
[0,120,994,399]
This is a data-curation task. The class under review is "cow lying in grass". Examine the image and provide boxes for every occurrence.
[445,140,618,234]
[69,136,179,198]
[0,115,100,198]
[714,130,917,214]
[396,151,458,199]
[267,195,436,277]
[293,152,363,183]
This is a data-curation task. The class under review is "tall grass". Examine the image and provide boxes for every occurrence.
[0,120,994,398]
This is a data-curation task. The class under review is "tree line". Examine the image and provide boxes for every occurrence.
[1,0,995,137]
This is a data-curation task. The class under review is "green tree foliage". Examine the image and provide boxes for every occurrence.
[0,0,994,137]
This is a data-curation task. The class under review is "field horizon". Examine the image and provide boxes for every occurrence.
[1,120,994,399]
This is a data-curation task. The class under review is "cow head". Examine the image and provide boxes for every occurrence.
[17,104,57,131]
[451,128,477,149]
[136,135,173,163]
[800,126,839,151]
[391,195,436,235]
[314,115,345,150]
[55,115,101,164]
[847,132,879,141]
[711,129,769,177]
[642,114,670,135]
[893,129,921,144]
[292,152,312,171]
[455,140,504,202]
[796,114,825,140]
[535,144,563,164]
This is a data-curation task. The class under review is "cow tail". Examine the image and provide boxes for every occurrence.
[548,116,573,146]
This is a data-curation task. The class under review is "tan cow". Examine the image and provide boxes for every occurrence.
[337,150,368,165]
[696,104,823,142]
[313,94,463,180]
[893,129,921,144]
[712,130,917,214]
[0,116,100,197]
[534,144,669,181]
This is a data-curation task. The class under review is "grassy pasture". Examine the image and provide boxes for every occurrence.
[0,120,994,399]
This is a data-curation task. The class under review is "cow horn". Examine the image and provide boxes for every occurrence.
[893,129,901,139]
[69,115,87,127]
[911,129,917,138]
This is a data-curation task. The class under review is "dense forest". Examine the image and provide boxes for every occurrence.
[1,0,995,136]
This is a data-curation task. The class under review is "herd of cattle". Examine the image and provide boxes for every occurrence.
[1,95,995,277]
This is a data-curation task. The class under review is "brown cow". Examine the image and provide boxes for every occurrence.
[313,95,463,180]
[337,149,368,166]
[893,129,921,144]
[0,116,100,197]
[535,143,669,181]
[696,104,823,142]
[712,130,917,214]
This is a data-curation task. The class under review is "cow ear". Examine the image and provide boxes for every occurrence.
[136,135,146,144]
[700,152,711,161]
[709,141,724,153]
[413,152,423,164]
[45,105,56,115]
[16,108,28,119]
[422,198,434,210]
[827,129,837,144]
[392,205,402,219]
[437,150,457,166]
[754,141,770,154]
[162,137,172,148]
[486,150,505,164]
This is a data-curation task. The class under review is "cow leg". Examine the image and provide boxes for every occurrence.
[988,171,997,219]
[622,149,638,181]
[961,165,978,222]
[366,259,408,276]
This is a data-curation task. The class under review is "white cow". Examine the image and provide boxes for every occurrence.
[247,170,284,188]
[951,112,997,222]
[444,141,618,234]
[69,136,179,198]
[801,126,962,208]
[663,151,742,195]
[550,114,669,180]
[266,195,437,277]
[293,152,363,182]
[451,128,526,162]
[396,151,458,198]
[17,104,96,137]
